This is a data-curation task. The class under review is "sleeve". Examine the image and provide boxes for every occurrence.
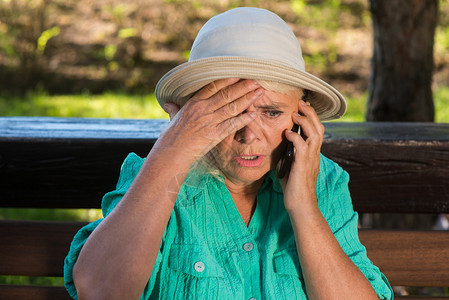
[317,155,394,300]
[64,152,164,299]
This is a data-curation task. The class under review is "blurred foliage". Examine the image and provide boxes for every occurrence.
[435,0,449,70]
[36,25,60,55]
[0,1,435,90]
[290,0,368,30]
[0,0,448,96]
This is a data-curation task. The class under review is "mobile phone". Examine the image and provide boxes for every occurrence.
[278,123,300,179]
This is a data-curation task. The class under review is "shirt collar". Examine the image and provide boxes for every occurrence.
[184,164,283,194]
[263,169,283,194]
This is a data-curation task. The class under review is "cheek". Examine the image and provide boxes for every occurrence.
[266,117,294,161]
[211,137,234,164]
[267,127,288,158]
[269,118,293,145]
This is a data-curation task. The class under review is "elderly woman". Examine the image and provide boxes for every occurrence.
[64,7,393,300]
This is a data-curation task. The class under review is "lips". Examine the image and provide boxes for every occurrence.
[234,154,265,167]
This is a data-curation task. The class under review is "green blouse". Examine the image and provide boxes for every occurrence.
[64,153,393,299]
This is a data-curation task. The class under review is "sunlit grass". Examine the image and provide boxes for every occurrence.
[331,87,449,123]
[1,88,448,122]
[0,91,169,119]
[336,92,367,122]
[0,208,102,222]
[434,86,449,123]
[0,275,64,286]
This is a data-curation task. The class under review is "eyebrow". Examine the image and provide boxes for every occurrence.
[255,102,289,110]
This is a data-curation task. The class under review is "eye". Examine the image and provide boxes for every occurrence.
[264,110,283,118]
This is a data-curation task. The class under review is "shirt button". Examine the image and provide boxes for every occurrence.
[249,298,257,300]
[243,242,254,252]
[194,261,205,273]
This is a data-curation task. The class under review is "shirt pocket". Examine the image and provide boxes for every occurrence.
[168,243,224,277]
[273,248,306,299]
[166,243,228,299]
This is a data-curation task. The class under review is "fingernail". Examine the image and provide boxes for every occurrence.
[254,88,263,97]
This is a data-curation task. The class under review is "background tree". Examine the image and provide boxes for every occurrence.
[368,0,438,122]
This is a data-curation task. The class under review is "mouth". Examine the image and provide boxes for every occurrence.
[234,154,265,167]
[240,155,259,160]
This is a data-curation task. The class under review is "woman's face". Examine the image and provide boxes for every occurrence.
[211,88,301,186]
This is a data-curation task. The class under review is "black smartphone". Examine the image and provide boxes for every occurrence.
[278,123,300,179]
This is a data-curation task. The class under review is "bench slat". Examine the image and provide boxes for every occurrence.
[0,220,87,277]
[0,286,445,300]
[399,297,449,300]
[1,118,449,213]
[0,285,72,300]
[1,219,449,289]
[359,229,449,287]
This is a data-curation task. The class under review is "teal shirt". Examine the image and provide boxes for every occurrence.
[64,153,393,299]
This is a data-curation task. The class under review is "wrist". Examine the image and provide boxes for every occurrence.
[150,136,197,167]
[284,192,320,218]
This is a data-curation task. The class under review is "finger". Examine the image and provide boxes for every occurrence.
[292,113,324,140]
[212,79,261,110]
[217,111,257,141]
[195,79,259,112]
[298,100,324,135]
[163,103,181,121]
[215,88,264,123]
[284,128,307,152]
[291,112,323,149]
[193,78,241,100]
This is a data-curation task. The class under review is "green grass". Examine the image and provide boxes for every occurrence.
[0,275,64,287]
[337,92,368,122]
[0,91,169,119]
[434,86,449,123]
[1,87,448,122]
[334,87,449,123]
[0,208,102,222]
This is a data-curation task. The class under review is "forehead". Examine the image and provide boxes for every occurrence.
[254,89,301,108]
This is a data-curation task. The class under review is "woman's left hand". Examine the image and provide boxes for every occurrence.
[282,100,324,212]
[283,101,379,300]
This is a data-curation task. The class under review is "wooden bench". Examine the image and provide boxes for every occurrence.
[1,117,448,299]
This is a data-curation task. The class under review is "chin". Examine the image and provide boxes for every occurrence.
[226,165,271,185]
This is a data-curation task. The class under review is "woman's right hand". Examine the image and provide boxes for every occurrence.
[73,81,263,300]
[159,78,264,164]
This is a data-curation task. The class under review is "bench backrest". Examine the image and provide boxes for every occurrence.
[1,117,448,299]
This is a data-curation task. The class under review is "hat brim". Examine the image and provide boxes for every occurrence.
[155,56,346,121]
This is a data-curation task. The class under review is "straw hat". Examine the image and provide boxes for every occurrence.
[155,7,346,121]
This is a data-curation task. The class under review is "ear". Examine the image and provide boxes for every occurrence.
[163,103,181,121]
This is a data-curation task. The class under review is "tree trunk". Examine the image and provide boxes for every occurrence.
[367,0,438,122]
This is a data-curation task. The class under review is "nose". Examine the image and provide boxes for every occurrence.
[234,120,261,144]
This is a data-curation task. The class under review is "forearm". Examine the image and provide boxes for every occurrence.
[73,140,193,299]
[73,78,260,299]
[287,200,378,300]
